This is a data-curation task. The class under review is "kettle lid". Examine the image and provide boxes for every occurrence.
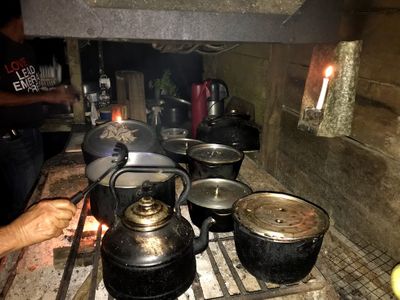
[123,196,171,231]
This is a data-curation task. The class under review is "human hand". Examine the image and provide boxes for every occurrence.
[44,85,80,105]
[10,199,76,248]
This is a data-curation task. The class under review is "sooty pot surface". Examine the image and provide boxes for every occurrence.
[232,192,330,284]
[101,166,215,300]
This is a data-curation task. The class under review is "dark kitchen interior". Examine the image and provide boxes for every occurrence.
[1,0,400,299]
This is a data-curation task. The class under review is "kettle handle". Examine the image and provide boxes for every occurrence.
[109,166,190,217]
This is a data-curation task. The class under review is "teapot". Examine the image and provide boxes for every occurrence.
[101,166,215,300]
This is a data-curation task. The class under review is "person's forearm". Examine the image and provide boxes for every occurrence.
[0,91,52,106]
[0,224,24,257]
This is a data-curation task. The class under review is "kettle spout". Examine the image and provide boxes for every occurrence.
[193,217,216,255]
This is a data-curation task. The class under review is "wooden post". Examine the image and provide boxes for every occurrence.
[66,39,85,124]
[115,71,147,122]
[260,44,289,175]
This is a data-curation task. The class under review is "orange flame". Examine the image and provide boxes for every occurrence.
[325,66,333,78]
[83,216,108,234]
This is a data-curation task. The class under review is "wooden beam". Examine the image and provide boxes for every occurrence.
[66,39,85,124]
[260,44,289,175]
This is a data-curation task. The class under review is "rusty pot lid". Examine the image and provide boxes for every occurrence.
[187,143,243,164]
[162,138,204,156]
[232,192,330,242]
[123,196,172,231]
[188,178,252,210]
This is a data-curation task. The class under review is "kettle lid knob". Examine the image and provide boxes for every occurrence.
[123,196,171,231]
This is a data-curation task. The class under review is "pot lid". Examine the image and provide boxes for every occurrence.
[123,196,172,231]
[82,120,158,158]
[233,192,330,242]
[160,128,189,140]
[188,178,252,210]
[162,138,204,156]
[85,152,175,188]
[161,95,191,106]
[188,143,243,164]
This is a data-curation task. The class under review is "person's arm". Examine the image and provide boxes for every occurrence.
[0,199,76,257]
[0,85,79,107]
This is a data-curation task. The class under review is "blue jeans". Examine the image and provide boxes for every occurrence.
[0,128,43,225]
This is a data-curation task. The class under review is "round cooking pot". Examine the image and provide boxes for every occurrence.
[232,192,330,284]
[162,138,204,164]
[82,120,161,164]
[160,127,188,141]
[196,114,260,151]
[160,96,191,127]
[187,178,252,232]
[102,166,215,300]
[187,143,244,180]
[86,152,176,226]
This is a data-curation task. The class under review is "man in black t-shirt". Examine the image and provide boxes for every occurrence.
[0,0,77,236]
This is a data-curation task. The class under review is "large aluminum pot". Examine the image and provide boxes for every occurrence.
[86,152,176,225]
[81,120,161,164]
[232,192,330,284]
[187,143,244,180]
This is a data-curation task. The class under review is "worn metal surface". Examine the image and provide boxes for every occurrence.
[21,0,343,43]
[85,0,305,15]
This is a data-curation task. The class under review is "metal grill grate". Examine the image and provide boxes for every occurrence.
[188,234,326,300]
[56,201,328,300]
[317,227,396,299]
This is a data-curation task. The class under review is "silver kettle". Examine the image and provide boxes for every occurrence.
[207,79,229,118]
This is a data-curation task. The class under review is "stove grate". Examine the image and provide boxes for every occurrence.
[188,233,326,300]
[57,201,327,300]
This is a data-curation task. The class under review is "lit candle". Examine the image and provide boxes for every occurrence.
[316,66,333,110]
[116,115,122,123]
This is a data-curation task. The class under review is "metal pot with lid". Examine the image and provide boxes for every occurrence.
[86,152,176,225]
[232,192,330,284]
[162,138,204,163]
[196,113,260,151]
[101,166,215,300]
[187,143,244,180]
[187,178,252,232]
[81,120,161,164]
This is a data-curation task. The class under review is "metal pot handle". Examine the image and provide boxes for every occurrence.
[109,166,191,217]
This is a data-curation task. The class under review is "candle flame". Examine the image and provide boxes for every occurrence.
[116,115,122,123]
[325,66,333,78]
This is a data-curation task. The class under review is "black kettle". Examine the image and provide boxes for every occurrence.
[101,166,215,300]
[197,112,260,151]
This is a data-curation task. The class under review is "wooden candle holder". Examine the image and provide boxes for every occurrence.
[298,41,363,137]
